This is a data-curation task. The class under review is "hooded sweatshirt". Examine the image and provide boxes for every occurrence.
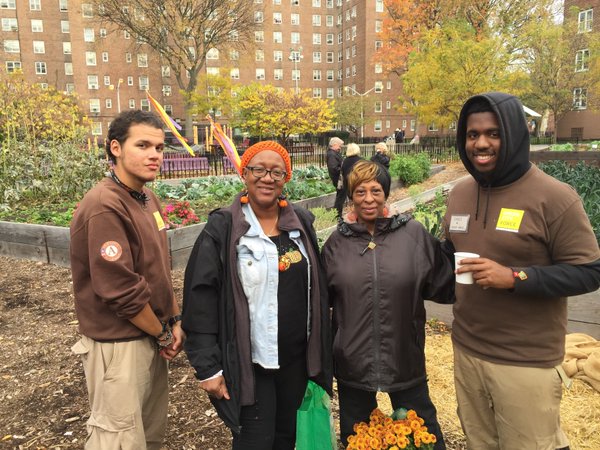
[444,92,600,367]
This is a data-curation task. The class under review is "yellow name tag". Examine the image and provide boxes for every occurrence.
[496,208,524,233]
[153,211,166,231]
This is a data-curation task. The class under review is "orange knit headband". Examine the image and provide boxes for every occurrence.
[240,140,292,182]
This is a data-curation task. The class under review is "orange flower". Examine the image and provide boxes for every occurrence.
[368,436,382,449]
[384,432,397,445]
[410,419,421,431]
[406,409,418,420]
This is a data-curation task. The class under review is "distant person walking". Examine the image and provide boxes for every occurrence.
[341,143,363,191]
[394,128,404,144]
[370,141,391,170]
[326,136,345,220]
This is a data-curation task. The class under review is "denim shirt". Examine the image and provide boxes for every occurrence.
[237,203,311,369]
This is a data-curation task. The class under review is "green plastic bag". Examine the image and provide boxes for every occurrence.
[296,380,336,450]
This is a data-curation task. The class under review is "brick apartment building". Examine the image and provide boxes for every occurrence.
[0,0,417,143]
[559,0,600,140]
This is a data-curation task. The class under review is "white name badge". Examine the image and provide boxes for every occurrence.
[449,214,470,233]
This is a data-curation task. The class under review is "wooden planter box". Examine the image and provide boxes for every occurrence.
[530,150,600,167]
[0,220,206,271]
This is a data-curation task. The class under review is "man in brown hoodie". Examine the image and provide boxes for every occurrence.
[70,110,184,450]
[444,92,600,450]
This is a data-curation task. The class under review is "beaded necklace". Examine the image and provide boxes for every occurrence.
[110,170,149,206]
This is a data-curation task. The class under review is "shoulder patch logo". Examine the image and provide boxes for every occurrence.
[100,241,122,261]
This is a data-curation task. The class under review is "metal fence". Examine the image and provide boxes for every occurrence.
[158,140,460,179]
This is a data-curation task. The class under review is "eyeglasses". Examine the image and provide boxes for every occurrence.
[245,166,287,181]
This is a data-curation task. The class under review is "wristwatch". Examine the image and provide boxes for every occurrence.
[168,314,183,327]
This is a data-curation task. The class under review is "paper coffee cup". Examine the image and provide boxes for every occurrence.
[454,252,480,284]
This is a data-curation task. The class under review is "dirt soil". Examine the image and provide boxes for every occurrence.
[0,165,473,450]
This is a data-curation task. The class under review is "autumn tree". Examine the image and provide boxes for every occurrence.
[334,94,377,141]
[235,84,335,147]
[0,71,89,147]
[188,72,237,120]
[401,20,528,129]
[92,0,255,139]
[523,10,600,132]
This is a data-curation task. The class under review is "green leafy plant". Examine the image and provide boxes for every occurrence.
[539,161,600,244]
[309,206,338,231]
[389,153,431,186]
[411,190,447,239]
[549,143,574,152]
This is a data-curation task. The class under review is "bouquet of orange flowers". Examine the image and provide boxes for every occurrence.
[346,408,437,450]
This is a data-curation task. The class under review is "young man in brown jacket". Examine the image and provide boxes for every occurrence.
[70,110,184,450]
[444,92,600,450]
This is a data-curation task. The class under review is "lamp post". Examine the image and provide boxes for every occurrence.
[116,78,123,113]
[288,47,303,94]
[345,85,375,143]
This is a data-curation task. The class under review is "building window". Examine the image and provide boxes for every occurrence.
[326,0,333,6]
[1,18,17,31]
[326,15,333,26]
[34,61,47,74]
[292,69,300,81]
[312,0,321,6]
[5,61,21,72]
[32,41,45,53]
[312,33,321,44]
[274,50,283,61]
[0,0,16,9]
[374,101,382,113]
[375,63,383,73]
[326,52,334,63]
[292,0,299,5]
[313,69,322,80]
[91,122,102,135]
[229,30,239,42]
[292,32,300,44]
[386,100,391,109]
[375,40,383,50]
[255,31,264,42]
[313,52,321,63]
[102,52,108,62]
[125,53,132,63]
[274,12,282,24]
[312,15,321,26]
[162,85,172,96]
[63,42,71,54]
[64,62,73,75]
[105,98,112,109]
[83,28,95,42]
[89,99,101,113]
[578,9,593,33]
[229,50,239,61]
[86,51,97,66]
[99,28,106,38]
[207,67,219,76]
[255,11,264,23]
[256,68,265,80]
[61,21,70,33]
[124,30,130,39]
[127,76,133,86]
[104,75,110,85]
[274,68,283,80]
[139,76,149,90]
[3,40,19,52]
[274,31,283,43]
[374,120,382,132]
[290,50,302,62]
[291,14,300,25]
[137,54,148,67]
[375,0,384,12]
[313,88,322,98]
[573,88,587,109]
[29,0,41,11]
[31,20,43,32]
[386,81,392,89]
[230,68,240,79]
[59,0,68,12]
[375,81,383,93]
[128,99,135,109]
[326,69,334,80]
[327,87,334,98]
[87,75,99,89]
[82,3,93,17]
[207,48,219,59]
[164,104,173,115]
[575,49,590,71]
[256,49,265,61]
[375,20,382,33]
[274,0,281,4]
[65,83,74,93]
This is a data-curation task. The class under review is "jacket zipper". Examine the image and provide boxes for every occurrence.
[369,236,381,391]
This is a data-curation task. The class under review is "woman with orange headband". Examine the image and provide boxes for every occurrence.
[182,141,332,450]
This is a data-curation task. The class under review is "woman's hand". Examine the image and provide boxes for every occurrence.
[201,375,230,400]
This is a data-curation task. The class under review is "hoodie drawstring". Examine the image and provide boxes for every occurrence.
[475,185,491,229]
[475,187,480,221]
